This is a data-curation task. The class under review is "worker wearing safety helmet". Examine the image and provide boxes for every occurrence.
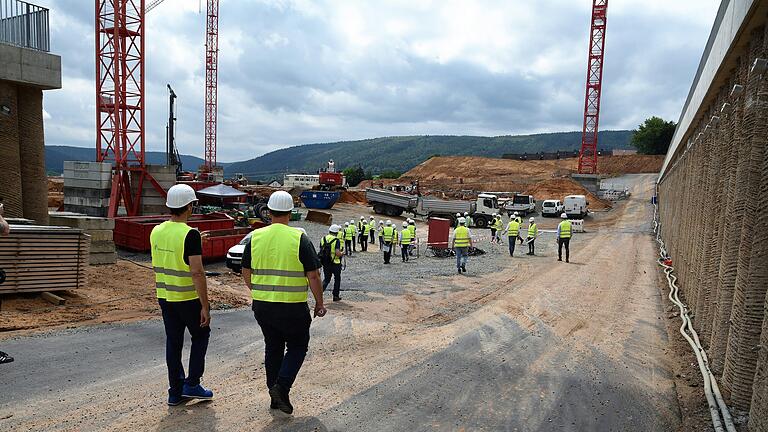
[382,220,395,264]
[452,217,473,273]
[526,216,538,256]
[557,213,572,263]
[513,212,524,244]
[399,221,413,262]
[241,191,326,415]
[150,184,213,405]
[490,213,499,244]
[464,212,472,228]
[358,216,368,252]
[492,214,504,245]
[349,219,357,252]
[368,216,376,244]
[503,215,521,257]
[377,220,385,247]
[407,219,417,256]
[343,222,353,256]
[321,225,344,301]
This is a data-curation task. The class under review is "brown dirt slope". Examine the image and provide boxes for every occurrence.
[524,178,611,210]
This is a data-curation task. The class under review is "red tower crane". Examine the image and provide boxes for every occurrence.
[577,0,608,175]
[96,0,165,217]
[203,0,219,171]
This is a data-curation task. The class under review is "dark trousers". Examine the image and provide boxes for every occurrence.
[360,234,368,251]
[345,240,352,255]
[322,263,342,297]
[558,238,570,261]
[383,242,392,263]
[369,231,375,243]
[508,237,516,256]
[490,228,496,240]
[518,234,524,244]
[401,245,409,262]
[159,298,210,396]
[528,239,535,255]
[252,301,311,389]
[378,235,383,246]
[352,235,357,251]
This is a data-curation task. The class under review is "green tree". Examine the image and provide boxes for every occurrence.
[343,166,366,186]
[631,117,677,155]
[379,170,402,179]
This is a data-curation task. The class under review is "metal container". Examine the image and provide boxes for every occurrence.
[113,212,235,252]
[299,191,340,209]
[427,217,451,248]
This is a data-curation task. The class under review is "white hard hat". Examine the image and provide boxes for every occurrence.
[402,221,408,227]
[493,213,498,217]
[379,220,384,225]
[464,212,469,216]
[329,224,340,233]
[458,217,466,224]
[267,190,294,212]
[456,213,461,217]
[360,216,365,220]
[529,217,535,222]
[513,212,518,216]
[344,222,349,226]
[165,184,198,209]
[561,213,568,219]
[370,215,375,219]
[350,219,355,224]
[386,220,392,226]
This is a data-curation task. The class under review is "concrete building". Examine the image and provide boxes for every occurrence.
[0,2,61,224]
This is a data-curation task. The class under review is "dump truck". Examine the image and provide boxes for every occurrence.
[366,188,419,216]
[366,189,499,227]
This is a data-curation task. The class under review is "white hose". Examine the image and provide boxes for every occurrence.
[652,201,737,432]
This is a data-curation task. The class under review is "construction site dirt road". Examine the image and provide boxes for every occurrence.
[0,174,705,431]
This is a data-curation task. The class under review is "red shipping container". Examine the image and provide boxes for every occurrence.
[427,217,451,249]
[114,212,235,252]
[201,227,254,260]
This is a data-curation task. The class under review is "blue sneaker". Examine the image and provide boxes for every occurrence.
[167,394,188,406]
[182,384,214,400]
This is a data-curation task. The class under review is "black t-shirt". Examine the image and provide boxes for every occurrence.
[183,230,202,265]
[241,232,321,272]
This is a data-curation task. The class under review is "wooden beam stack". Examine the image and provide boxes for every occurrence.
[0,225,90,294]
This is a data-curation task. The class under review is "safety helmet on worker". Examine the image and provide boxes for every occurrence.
[402,221,408,227]
[360,216,365,220]
[458,217,466,225]
[561,213,568,219]
[166,184,198,209]
[513,212,518,216]
[350,219,355,224]
[529,217,535,222]
[370,215,375,219]
[408,220,415,225]
[386,220,392,226]
[456,213,461,217]
[329,224,340,233]
[267,190,294,212]
[379,220,384,225]
[493,213,498,217]
[344,222,349,226]
[464,212,469,216]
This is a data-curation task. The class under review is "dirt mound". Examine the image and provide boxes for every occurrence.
[524,178,611,210]
[48,177,64,210]
[599,155,664,174]
[338,190,367,204]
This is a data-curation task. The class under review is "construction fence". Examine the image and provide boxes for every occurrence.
[657,22,768,430]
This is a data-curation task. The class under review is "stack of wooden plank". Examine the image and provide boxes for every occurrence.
[49,212,116,265]
[0,225,90,294]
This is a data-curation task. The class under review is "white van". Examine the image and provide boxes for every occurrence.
[541,199,564,217]
[564,195,589,218]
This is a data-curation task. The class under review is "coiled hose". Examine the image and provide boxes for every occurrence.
[653,202,737,432]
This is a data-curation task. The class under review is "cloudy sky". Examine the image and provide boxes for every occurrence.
[37,0,720,162]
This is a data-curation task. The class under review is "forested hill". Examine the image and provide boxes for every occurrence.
[223,131,633,179]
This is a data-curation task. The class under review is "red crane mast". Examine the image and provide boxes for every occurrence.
[96,0,165,217]
[203,0,219,171]
[577,0,608,175]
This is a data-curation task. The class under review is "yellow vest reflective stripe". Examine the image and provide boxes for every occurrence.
[400,230,412,245]
[507,221,520,237]
[345,226,355,240]
[364,223,372,235]
[382,226,395,242]
[528,223,537,237]
[409,225,415,237]
[337,230,344,241]
[454,226,470,247]
[150,221,198,302]
[559,220,572,238]
[322,234,342,264]
[250,224,308,303]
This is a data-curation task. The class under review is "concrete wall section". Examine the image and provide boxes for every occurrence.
[0,43,61,89]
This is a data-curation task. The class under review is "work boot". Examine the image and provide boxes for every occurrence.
[461,264,466,273]
[333,296,341,302]
[181,384,214,400]
[566,259,569,263]
[167,393,188,406]
[457,268,461,274]
[558,258,562,261]
[269,384,293,414]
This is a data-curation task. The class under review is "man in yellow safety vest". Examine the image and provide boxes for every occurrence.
[150,184,213,406]
[503,216,521,257]
[343,222,353,256]
[320,224,344,301]
[241,191,326,415]
[452,217,473,273]
[557,213,572,263]
[399,221,413,262]
[381,220,395,264]
[526,217,538,256]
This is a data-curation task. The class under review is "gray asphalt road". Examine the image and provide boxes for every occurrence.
[0,174,682,431]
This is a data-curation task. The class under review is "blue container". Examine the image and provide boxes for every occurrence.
[300,191,340,209]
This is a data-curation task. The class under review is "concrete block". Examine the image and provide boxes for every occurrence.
[63,177,112,189]
[0,44,22,84]
[49,213,115,230]
[89,252,117,265]
[90,240,116,254]
[64,187,111,199]
[141,205,170,216]
[87,229,113,242]
[62,204,108,217]
[63,161,112,172]
[64,196,110,207]
[64,169,112,181]
[141,196,167,206]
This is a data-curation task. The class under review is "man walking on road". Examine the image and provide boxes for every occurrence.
[241,191,327,415]
[349,219,357,252]
[343,222,353,256]
[557,213,572,263]
[150,184,213,406]
[320,225,344,301]
[452,217,472,273]
[503,216,521,257]
[0,204,14,365]
[399,221,413,262]
[513,212,524,244]
[359,216,369,252]
[368,216,376,244]
[526,217,538,256]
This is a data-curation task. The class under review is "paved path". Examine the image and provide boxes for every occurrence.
[0,174,681,431]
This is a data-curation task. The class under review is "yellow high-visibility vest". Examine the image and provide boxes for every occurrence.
[250,224,308,303]
[364,222,372,235]
[528,223,538,238]
[559,220,572,239]
[400,229,412,245]
[344,226,354,240]
[454,226,470,247]
[150,221,198,302]
[507,220,520,237]
[322,234,342,264]
[382,226,395,242]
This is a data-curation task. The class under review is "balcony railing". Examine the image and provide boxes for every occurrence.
[0,0,50,52]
